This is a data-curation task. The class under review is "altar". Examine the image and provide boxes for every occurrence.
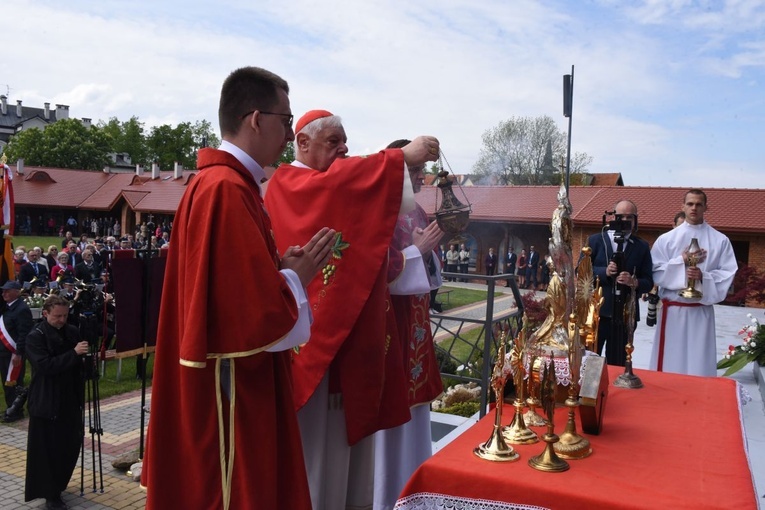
[395,367,758,510]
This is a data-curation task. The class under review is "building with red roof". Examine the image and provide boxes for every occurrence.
[9,160,764,303]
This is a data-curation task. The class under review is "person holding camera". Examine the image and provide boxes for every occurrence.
[585,200,653,366]
[24,295,89,509]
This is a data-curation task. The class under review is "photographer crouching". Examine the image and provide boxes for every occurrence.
[24,295,88,510]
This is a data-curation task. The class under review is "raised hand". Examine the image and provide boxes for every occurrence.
[400,136,440,167]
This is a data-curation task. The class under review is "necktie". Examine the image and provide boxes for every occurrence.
[33,263,38,275]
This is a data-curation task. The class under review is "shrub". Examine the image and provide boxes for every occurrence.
[521,292,547,330]
[436,400,481,418]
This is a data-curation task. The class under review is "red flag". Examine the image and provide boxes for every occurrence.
[0,161,14,283]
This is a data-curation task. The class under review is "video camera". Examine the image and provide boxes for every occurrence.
[602,210,638,244]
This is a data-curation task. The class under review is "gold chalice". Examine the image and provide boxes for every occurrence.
[678,238,703,299]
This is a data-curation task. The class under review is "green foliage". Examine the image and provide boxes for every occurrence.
[100,116,150,166]
[146,120,220,171]
[6,115,220,173]
[435,400,480,418]
[436,347,458,374]
[4,119,112,170]
[472,115,593,185]
[276,141,295,167]
[3,127,45,164]
[717,314,765,376]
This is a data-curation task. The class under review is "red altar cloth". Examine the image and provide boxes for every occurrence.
[396,367,757,510]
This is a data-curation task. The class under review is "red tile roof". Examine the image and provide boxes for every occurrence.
[13,166,197,214]
[416,185,765,234]
[588,173,624,186]
[14,167,113,208]
[12,164,765,235]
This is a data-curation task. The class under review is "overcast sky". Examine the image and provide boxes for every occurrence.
[4,0,764,188]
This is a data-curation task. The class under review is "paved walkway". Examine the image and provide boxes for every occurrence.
[1,390,150,509]
[2,282,763,508]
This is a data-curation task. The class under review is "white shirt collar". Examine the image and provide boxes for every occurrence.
[219,140,267,193]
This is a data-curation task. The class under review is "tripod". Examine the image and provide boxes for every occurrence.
[79,312,104,495]
[609,233,629,366]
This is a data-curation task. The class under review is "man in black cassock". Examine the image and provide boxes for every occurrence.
[24,295,89,510]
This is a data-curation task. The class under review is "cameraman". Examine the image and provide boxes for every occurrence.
[586,200,653,366]
[24,295,89,509]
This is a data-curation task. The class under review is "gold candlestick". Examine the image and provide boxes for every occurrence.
[528,358,569,472]
[615,278,643,389]
[503,316,539,444]
[524,351,547,427]
[553,315,592,460]
[474,341,520,462]
[678,237,703,299]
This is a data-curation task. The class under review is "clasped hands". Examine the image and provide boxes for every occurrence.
[413,221,444,258]
[280,227,337,287]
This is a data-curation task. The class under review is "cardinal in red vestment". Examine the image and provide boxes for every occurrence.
[141,67,335,510]
[264,110,441,510]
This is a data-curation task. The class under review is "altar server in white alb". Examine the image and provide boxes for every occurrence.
[649,189,737,377]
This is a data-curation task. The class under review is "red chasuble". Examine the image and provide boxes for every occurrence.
[142,148,311,510]
[265,151,411,445]
[388,203,444,408]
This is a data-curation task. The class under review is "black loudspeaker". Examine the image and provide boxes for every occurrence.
[563,74,572,118]
[578,355,609,435]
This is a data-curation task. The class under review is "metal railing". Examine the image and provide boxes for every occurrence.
[432,272,525,417]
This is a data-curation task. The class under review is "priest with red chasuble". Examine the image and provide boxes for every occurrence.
[141,67,335,510]
[265,110,440,510]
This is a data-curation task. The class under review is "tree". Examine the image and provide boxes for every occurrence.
[146,120,220,171]
[99,116,150,167]
[4,118,111,171]
[276,141,294,167]
[2,127,45,165]
[472,115,593,185]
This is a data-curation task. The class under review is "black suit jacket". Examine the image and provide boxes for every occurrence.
[585,232,654,320]
[18,261,47,283]
[505,252,517,273]
[75,261,103,282]
[1,299,34,356]
[527,251,540,268]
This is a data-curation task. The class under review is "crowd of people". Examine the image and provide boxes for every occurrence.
[3,222,170,508]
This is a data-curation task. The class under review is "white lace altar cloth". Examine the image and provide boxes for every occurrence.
[394,492,550,510]
[522,353,594,387]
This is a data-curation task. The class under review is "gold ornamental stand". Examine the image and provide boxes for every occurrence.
[553,315,592,460]
[528,359,569,472]
[523,351,547,427]
[474,342,520,462]
[614,280,643,389]
[503,321,539,445]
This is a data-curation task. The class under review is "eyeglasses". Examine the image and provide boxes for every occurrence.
[241,110,294,127]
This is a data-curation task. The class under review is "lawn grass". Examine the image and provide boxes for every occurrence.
[437,326,485,375]
[437,286,488,311]
[11,235,66,251]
